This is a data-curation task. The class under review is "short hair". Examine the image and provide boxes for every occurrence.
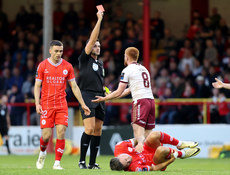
[110,157,124,171]
[49,40,63,48]
[125,47,139,61]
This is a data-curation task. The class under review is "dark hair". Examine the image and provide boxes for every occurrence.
[49,40,63,48]
[110,157,124,171]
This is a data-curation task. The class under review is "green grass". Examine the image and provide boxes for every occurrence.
[0,155,229,175]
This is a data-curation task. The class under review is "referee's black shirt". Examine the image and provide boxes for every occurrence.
[78,49,105,93]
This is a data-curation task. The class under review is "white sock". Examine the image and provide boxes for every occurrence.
[181,150,185,158]
[173,151,178,158]
[177,141,182,147]
[40,151,46,156]
[54,160,60,166]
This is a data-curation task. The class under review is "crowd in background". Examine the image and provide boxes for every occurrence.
[0,1,230,126]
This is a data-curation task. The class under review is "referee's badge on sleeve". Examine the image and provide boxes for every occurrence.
[92,63,99,71]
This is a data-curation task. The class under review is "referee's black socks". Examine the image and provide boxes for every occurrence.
[80,132,92,162]
[89,135,101,165]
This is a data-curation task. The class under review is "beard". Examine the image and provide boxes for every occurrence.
[91,51,100,56]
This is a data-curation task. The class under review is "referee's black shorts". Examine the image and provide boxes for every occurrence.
[79,91,105,121]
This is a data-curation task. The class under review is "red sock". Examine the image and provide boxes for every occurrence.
[40,137,49,152]
[55,139,65,161]
[166,148,173,159]
[167,148,183,158]
[160,132,179,146]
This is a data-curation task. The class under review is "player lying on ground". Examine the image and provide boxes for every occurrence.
[110,130,200,171]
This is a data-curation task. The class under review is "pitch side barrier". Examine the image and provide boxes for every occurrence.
[7,98,230,125]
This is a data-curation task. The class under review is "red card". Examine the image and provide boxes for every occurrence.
[96,5,105,12]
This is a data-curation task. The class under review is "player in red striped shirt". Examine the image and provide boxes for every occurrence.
[35,40,90,170]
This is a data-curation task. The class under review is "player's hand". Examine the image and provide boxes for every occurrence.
[135,143,144,153]
[97,10,104,21]
[36,104,42,115]
[91,96,105,103]
[212,78,224,88]
[82,105,91,116]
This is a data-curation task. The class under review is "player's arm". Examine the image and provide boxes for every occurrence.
[117,88,131,99]
[151,153,175,171]
[85,11,103,55]
[34,80,42,115]
[92,82,127,103]
[212,77,230,89]
[133,124,145,153]
[68,80,91,116]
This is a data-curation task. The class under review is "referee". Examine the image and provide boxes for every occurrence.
[0,94,11,154]
[78,10,104,169]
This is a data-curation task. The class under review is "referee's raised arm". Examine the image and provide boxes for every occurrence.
[85,10,104,55]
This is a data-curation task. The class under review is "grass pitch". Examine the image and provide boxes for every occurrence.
[0,154,229,175]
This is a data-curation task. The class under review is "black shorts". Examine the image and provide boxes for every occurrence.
[0,127,8,137]
[80,91,105,121]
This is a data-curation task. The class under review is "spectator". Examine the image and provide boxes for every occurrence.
[158,87,178,124]
[8,67,24,90]
[15,6,28,30]
[22,86,39,125]
[150,11,165,49]
[204,39,218,65]
[193,58,203,77]
[210,7,221,28]
[8,84,25,126]
[218,18,229,37]
[191,10,204,26]
[53,1,65,27]
[177,82,200,123]
[200,18,214,43]
[194,75,210,98]
[62,3,78,29]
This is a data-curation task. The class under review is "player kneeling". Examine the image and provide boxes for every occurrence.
[110,131,200,171]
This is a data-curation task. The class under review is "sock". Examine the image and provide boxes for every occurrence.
[166,148,173,159]
[5,140,11,154]
[55,139,65,161]
[167,148,183,158]
[40,137,49,152]
[80,132,92,162]
[160,132,179,146]
[54,160,60,166]
[89,136,101,165]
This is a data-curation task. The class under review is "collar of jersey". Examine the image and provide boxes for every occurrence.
[48,58,63,67]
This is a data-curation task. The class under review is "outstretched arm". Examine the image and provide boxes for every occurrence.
[69,80,91,116]
[212,77,230,89]
[133,124,145,153]
[92,82,127,103]
[85,11,104,55]
[117,88,131,99]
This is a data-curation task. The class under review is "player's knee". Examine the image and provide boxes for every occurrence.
[148,131,161,140]
[156,146,169,155]
[94,127,102,135]
[85,127,94,135]
[42,132,52,141]
[56,127,66,139]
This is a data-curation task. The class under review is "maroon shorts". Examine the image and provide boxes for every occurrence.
[131,98,155,130]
